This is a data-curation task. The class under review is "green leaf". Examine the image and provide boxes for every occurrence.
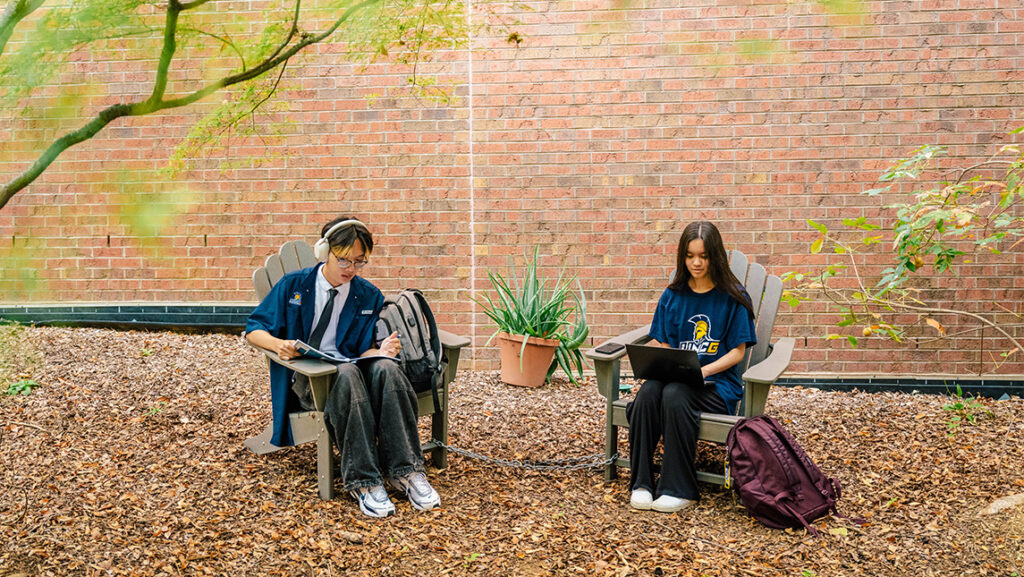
[863,186,890,197]
[808,219,828,234]
[5,379,40,396]
[847,336,859,347]
[810,238,824,254]
[842,216,880,230]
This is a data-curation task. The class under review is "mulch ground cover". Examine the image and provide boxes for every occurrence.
[1,326,1022,577]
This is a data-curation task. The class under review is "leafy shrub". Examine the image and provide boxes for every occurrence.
[783,134,1024,368]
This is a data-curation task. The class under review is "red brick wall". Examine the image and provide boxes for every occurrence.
[2,0,1022,376]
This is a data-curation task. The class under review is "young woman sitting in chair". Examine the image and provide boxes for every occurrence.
[628,221,757,513]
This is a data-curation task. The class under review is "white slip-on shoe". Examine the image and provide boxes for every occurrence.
[388,471,441,511]
[630,488,654,511]
[651,494,696,513]
[349,485,396,518]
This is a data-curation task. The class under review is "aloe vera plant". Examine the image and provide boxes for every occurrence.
[473,247,589,383]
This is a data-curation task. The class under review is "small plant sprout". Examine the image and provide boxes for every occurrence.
[5,379,40,395]
[462,553,482,569]
[942,385,993,436]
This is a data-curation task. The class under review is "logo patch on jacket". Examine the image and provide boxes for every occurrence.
[360,309,374,315]
[289,292,302,305]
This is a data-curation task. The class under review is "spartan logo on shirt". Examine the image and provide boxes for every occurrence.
[678,314,720,355]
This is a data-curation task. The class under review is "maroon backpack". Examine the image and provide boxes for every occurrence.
[725,415,841,535]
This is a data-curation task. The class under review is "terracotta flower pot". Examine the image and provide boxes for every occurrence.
[497,332,559,388]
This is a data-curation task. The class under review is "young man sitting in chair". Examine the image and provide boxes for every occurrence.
[245,216,440,518]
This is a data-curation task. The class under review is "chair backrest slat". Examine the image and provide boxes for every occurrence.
[254,241,321,300]
[744,262,767,320]
[295,241,318,268]
[263,253,286,288]
[278,241,302,272]
[278,240,318,272]
[728,250,748,284]
[725,252,780,373]
[253,267,273,301]
[749,274,782,367]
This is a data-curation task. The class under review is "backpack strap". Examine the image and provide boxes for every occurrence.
[377,296,404,370]
[759,416,836,501]
[778,500,821,537]
[403,289,442,369]
[400,289,443,414]
[377,301,398,342]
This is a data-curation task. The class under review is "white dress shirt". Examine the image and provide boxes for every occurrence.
[311,267,351,358]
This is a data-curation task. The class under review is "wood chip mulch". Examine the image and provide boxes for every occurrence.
[1,326,1022,576]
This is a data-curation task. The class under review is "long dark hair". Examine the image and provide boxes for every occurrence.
[667,221,754,319]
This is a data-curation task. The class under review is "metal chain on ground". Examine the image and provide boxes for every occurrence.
[432,439,618,472]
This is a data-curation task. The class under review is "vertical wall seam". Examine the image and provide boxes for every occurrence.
[467,0,476,359]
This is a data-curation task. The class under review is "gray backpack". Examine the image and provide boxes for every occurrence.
[375,289,443,412]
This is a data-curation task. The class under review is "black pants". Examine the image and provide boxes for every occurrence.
[295,359,424,491]
[627,379,727,501]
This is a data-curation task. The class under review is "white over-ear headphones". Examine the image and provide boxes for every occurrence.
[313,219,367,261]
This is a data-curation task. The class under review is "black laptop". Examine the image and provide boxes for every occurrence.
[625,343,704,385]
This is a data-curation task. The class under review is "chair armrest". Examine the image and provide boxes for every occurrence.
[741,337,795,385]
[248,343,338,378]
[584,324,653,362]
[438,328,471,350]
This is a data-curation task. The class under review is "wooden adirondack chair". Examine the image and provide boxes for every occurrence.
[584,250,796,486]
[243,240,470,500]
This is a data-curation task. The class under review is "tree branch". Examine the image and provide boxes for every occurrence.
[864,296,1024,355]
[262,0,303,67]
[818,280,1024,357]
[180,60,289,160]
[148,0,182,104]
[182,26,247,71]
[0,0,45,57]
[0,0,382,209]
[1,104,135,208]
[157,0,378,108]
[953,159,1014,185]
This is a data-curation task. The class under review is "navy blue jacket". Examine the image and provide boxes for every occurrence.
[246,264,384,446]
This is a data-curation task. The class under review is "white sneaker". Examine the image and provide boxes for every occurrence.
[651,494,696,513]
[630,489,654,510]
[349,485,396,518]
[389,471,441,511]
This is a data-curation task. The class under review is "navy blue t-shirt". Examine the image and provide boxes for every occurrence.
[648,284,757,413]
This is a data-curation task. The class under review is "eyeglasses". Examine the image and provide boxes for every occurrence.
[334,254,368,270]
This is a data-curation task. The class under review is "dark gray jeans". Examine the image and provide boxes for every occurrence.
[294,359,424,491]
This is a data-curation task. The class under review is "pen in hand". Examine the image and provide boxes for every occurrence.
[380,331,401,357]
